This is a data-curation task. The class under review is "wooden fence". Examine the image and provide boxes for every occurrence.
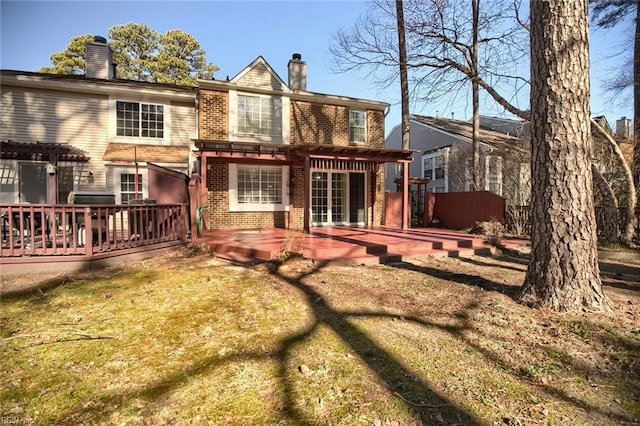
[1,203,188,258]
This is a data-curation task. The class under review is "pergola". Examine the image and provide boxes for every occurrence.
[1,140,91,204]
[194,140,415,231]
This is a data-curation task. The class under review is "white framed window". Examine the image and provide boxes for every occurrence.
[116,101,165,138]
[229,164,289,212]
[422,148,449,192]
[110,165,149,204]
[485,155,503,196]
[120,173,143,204]
[237,94,282,136]
[349,110,367,144]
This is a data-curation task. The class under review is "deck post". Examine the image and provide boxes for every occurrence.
[303,156,310,233]
[402,161,409,230]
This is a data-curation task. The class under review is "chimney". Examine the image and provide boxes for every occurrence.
[85,35,116,80]
[288,53,307,91]
[616,117,632,139]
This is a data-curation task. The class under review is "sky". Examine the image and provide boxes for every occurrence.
[0,0,634,136]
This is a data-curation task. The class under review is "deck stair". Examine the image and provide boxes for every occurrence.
[200,226,502,264]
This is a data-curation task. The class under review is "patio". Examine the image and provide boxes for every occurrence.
[197,226,504,264]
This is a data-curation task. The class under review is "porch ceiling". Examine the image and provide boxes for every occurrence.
[193,139,414,163]
[1,140,90,162]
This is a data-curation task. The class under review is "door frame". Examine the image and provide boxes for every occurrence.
[310,169,367,226]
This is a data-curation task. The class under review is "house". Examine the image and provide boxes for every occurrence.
[385,115,531,207]
[1,36,196,206]
[193,54,413,232]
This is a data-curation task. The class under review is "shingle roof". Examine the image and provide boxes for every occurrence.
[103,143,190,163]
[410,115,528,153]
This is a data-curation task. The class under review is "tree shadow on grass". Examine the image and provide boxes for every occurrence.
[51,256,639,424]
[53,258,479,425]
[390,259,520,298]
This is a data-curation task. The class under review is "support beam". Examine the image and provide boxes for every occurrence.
[303,156,310,233]
[402,162,409,230]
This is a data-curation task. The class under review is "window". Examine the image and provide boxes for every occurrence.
[422,148,449,192]
[349,110,366,144]
[485,156,503,196]
[229,164,289,212]
[237,94,282,136]
[237,165,282,204]
[120,173,142,203]
[116,101,164,138]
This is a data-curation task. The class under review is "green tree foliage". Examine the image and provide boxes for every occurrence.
[39,23,218,86]
[39,34,94,75]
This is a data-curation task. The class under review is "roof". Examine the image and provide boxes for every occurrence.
[1,140,90,162]
[410,115,528,153]
[198,56,389,111]
[1,70,197,102]
[103,143,190,164]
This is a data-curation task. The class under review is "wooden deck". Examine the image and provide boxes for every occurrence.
[197,226,503,264]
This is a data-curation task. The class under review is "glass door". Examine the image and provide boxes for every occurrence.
[311,171,365,226]
[349,172,366,224]
[311,171,328,224]
[19,163,47,203]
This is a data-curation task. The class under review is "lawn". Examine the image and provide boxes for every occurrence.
[1,247,639,425]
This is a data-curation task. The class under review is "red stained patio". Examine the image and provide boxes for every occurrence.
[196,226,501,264]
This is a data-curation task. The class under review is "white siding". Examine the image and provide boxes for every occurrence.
[236,63,285,91]
[1,86,110,191]
[170,100,196,146]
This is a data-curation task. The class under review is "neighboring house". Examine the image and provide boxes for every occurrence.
[193,54,412,231]
[1,36,196,205]
[385,115,530,207]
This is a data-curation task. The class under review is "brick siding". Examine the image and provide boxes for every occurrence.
[199,90,228,140]
[200,89,387,229]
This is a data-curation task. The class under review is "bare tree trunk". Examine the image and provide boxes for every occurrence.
[472,0,481,191]
[592,164,619,244]
[591,118,637,244]
[518,0,612,312]
[396,0,410,151]
[634,2,640,190]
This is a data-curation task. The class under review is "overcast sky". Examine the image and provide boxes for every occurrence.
[1,1,633,135]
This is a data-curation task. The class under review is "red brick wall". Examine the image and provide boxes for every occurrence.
[199,90,228,140]
[205,162,289,229]
[199,91,387,229]
[290,100,386,148]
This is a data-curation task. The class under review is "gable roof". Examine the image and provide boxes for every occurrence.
[410,115,528,153]
[198,57,389,111]
[230,56,288,91]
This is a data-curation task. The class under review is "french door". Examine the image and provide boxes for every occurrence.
[311,171,366,226]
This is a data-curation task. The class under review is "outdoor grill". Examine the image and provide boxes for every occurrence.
[67,192,115,205]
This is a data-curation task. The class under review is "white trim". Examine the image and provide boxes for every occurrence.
[109,164,149,204]
[310,169,367,226]
[421,148,449,192]
[228,163,290,212]
[109,97,171,146]
[229,56,288,89]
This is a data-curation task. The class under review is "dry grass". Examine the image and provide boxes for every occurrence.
[1,247,639,425]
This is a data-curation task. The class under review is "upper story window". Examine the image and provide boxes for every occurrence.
[238,94,282,136]
[349,110,367,144]
[116,101,164,138]
[423,148,449,192]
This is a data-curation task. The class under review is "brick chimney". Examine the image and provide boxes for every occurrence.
[616,117,632,139]
[85,36,116,80]
[288,53,307,91]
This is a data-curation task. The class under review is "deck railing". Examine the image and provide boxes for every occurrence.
[1,203,188,258]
